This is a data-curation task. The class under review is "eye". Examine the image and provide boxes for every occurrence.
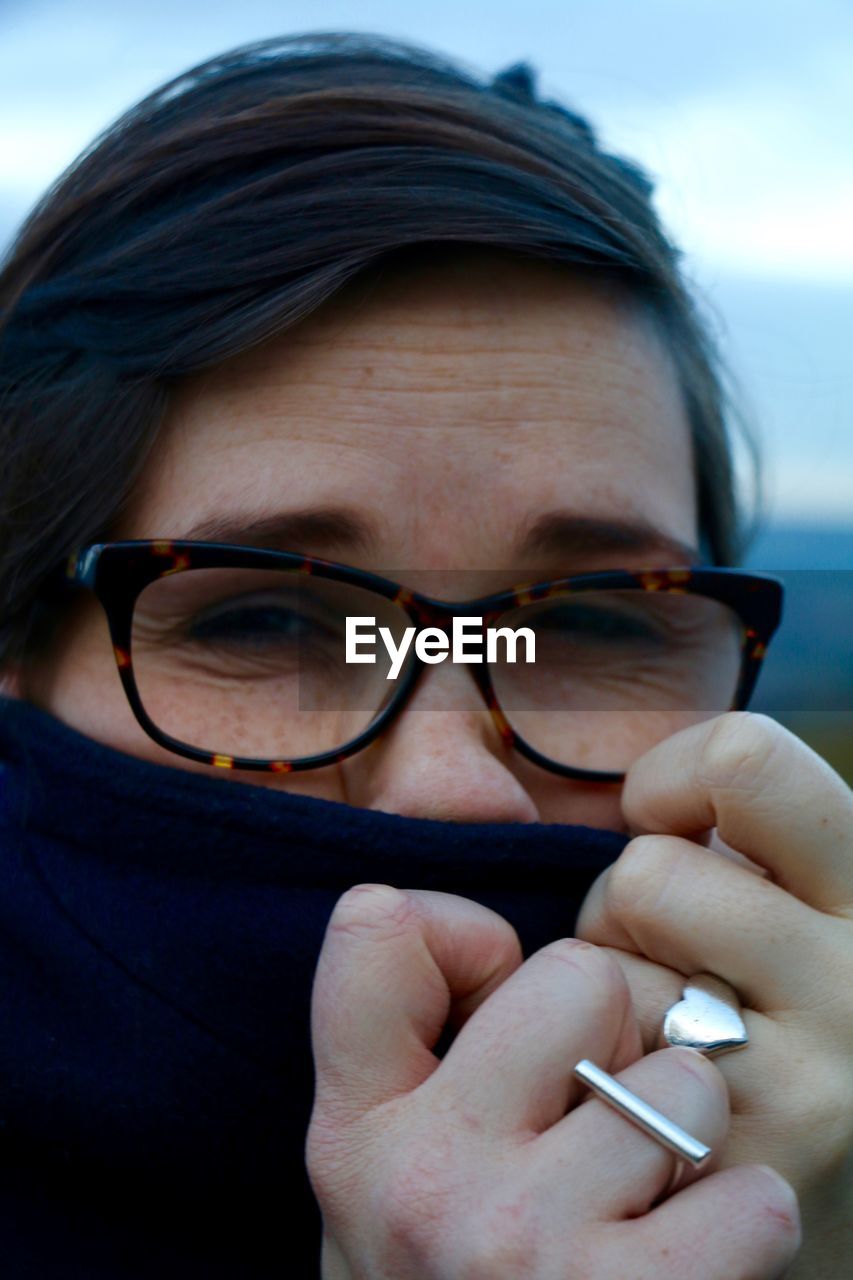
[533,601,666,645]
[189,599,318,645]
[187,594,342,652]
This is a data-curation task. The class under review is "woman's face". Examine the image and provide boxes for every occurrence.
[21,253,699,830]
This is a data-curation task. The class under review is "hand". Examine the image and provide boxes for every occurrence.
[576,711,853,1280]
[306,883,800,1279]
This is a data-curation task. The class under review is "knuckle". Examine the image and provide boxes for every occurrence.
[379,1142,459,1266]
[700,711,781,791]
[304,1120,339,1198]
[304,1110,364,1207]
[327,883,415,940]
[537,936,630,1013]
[537,939,629,1001]
[605,834,683,923]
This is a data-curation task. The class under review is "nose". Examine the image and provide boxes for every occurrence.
[343,660,541,823]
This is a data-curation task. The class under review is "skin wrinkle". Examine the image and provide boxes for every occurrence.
[697,714,786,800]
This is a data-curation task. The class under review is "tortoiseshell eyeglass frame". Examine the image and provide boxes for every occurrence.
[65,540,784,783]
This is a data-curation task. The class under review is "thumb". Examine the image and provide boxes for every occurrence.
[310,884,523,1114]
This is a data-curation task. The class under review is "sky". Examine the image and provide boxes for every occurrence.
[1,0,851,528]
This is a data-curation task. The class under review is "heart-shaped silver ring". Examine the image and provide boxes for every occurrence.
[662,973,749,1057]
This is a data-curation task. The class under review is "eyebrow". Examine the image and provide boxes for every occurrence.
[175,508,376,554]
[171,508,700,566]
[517,513,701,565]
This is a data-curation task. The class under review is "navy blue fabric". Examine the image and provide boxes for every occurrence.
[0,697,627,1277]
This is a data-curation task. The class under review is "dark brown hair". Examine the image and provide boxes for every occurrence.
[0,31,751,668]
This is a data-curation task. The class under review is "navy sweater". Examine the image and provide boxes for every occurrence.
[0,698,625,1277]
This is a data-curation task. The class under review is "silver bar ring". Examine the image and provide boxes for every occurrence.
[573,1059,712,1168]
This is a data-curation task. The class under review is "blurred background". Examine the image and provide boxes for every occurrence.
[1,0,850,776]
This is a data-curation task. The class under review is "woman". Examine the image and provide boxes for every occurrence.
[0,31,849,1279]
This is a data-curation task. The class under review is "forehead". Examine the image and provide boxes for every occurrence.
[119,253,698,565]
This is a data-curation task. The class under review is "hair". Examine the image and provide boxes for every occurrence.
[0,30,755,669]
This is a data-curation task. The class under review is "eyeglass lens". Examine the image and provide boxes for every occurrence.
[130,567,744,772]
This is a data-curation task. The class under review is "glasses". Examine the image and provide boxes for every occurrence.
[65,540,783,781]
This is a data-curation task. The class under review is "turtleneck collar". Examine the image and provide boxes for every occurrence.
[0,697,627,1277]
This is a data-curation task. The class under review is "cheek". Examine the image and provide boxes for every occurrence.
[23,600,144,752]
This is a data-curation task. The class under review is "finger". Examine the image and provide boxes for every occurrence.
[622,712,853,915]
[595,947,683,1053]
[592,948,816,1140]
[577,833,837,1010]
[310,884,523,1112]
[617,1164,801,1280]
[426,939,643,1136]
[706,827,770,877]
[533,1047,729,1220]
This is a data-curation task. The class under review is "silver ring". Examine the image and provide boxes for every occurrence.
[662,973,748,1057]
[573,1059,712,1167]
